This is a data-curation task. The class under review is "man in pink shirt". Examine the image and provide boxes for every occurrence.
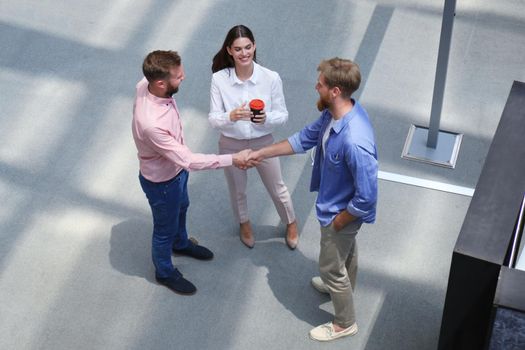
[132,50,250,295]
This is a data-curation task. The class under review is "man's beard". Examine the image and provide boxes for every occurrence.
[164,80,179,97]
[317,96,329,111]
[166,86,179,97]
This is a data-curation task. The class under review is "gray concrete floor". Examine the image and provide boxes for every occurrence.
[1,1,524,349]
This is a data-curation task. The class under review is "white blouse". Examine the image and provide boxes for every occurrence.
[208,62,289,140]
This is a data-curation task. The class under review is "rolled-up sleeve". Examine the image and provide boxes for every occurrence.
[145,127,232,170]
[288,115,325,153]
[287,132,306,153]
[346,145,378,222]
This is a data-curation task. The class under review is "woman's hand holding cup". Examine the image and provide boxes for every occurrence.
[250,110,266,124]
[229,102,252,122]
[249,99,266,124]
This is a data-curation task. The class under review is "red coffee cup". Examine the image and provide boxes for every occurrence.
[249,99,265,123]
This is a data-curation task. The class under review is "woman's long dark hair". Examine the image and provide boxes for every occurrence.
[212,25,257,73]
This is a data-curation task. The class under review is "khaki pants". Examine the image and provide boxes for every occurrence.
[219,134,295,225]
[319,220,362,328]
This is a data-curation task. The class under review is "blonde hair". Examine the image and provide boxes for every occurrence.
[317,57,361,99]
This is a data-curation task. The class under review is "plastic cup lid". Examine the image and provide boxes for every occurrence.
[249,99,265,110]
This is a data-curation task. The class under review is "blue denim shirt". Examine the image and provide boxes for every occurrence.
[288,101,378,226]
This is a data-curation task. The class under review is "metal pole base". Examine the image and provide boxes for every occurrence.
[402,124,463,168]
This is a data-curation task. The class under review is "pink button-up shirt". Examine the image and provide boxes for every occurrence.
[132,78,232,182]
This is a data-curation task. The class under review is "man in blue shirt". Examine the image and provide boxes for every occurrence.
[249,57,378,342]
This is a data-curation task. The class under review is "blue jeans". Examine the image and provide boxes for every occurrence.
[139,171,190,278]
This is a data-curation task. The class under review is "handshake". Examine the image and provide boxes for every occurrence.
[232,149,265,170]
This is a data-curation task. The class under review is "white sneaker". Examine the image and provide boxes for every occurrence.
[311,276,329,294]
[309,322,358,342]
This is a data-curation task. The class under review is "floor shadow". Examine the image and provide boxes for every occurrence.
[109,218,155,283]
[248,224,333,327]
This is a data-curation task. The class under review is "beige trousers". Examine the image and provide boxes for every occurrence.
[319,220,362,328]
[218,134,296,225]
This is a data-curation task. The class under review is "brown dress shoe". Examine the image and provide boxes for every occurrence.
[240,221,255,249]
[285,221,298,250]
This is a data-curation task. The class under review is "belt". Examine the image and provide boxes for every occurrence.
[140,170,186,185]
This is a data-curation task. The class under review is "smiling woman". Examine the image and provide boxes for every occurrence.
[208,25,298,249]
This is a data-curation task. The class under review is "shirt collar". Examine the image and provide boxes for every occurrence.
[329,99,358,133]
[145,81,173,106]
[230,62,260,85]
